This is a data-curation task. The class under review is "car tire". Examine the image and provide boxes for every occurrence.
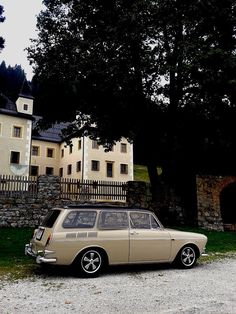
[176,245,197,269]
[78,249,103,277]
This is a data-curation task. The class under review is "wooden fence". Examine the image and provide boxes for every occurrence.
[0,175,127,201]
[0,175,37,198]
[60,178,127,201]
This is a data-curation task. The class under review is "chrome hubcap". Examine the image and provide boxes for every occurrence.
[181,247,195,266]
[81,251,101,273]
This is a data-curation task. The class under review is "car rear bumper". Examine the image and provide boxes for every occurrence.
[25,243,57,264]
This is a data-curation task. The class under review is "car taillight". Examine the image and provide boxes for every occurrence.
[33,229,37,238]
[45,234,52,246]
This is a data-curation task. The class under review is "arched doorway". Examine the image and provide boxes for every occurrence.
[220,183,236,231]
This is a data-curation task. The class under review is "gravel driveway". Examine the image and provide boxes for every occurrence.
[0,257,235,314]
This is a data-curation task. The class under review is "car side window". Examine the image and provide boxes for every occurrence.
[151,215,161,229]
[62,211,97,228]
[130,212,151,229]
[98,211,128,230]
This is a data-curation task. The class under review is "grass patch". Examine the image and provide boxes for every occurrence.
[134,164,150,182]
[134,164,162,182]
[173,226,236,263]
[173,226,236,253]
[0,228,36,279]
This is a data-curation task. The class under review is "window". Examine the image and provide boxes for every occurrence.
[59,168,63,177]
[120,164,128,174]
[98,211,128,230]
[130,212,160,229]
[121,143,127,153]
[63,211,97,228]
[30,166,39,176]
[76,161,81,172]
[12,126,22,138]
[47,148,54,158]
[69,144,73,154]
[10,151,20,164]
[46,167,54,175]
[61,149,64,158]
[91,160,100,171]
[92,140,99,149]
[130,212,151,229]
[32,146,39,156]
[41,210,61,228]
[106,162,113,177]
[23,104,28,111]
[67,164,72,175]
[78,139,82,150]
[151,215,160,229]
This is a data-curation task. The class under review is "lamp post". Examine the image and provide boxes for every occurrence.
[82,134,85,181]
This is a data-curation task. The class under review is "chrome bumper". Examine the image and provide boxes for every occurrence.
[201,247,208,257]
[25,244,57,264]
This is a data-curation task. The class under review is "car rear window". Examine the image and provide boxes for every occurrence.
[41,209,61,228]
[62,211,97,228]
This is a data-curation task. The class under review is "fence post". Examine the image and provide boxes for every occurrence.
[37,175,61,201]
[126,181,147,208]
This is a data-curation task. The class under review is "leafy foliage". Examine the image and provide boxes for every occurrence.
[0,5,5,51]
[28,1,162,144]
[28,0,236,220]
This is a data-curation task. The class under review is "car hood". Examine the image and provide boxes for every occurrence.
[165,228,207,240]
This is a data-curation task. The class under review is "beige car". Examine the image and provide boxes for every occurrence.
[25,205,207,277]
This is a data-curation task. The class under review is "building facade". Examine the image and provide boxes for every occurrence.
[0,94,133,182]
[0,94,34,176]
[30,131,133,182]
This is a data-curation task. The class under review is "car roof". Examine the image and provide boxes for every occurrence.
[56,203,152,212]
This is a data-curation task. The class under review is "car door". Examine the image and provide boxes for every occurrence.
[97,210,129,264]
[129,211,172,263]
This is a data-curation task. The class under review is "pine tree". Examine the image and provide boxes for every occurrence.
[0,5,5,51]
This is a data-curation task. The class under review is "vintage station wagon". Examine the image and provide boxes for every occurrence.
[25,205,207,277]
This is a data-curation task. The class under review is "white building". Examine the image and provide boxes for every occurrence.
[0,94,133,182]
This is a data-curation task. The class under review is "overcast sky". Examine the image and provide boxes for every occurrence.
[0,0,45,80]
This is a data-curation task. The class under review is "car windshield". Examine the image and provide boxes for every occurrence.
[41,209,61,228]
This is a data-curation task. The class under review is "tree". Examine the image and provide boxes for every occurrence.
[28,0,164,193]
[0,61,30,101]
[0,5,5,51]
[151,0,236,221]
[28,0,236,221]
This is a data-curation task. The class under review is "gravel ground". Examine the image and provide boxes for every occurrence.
[0,257,236,314]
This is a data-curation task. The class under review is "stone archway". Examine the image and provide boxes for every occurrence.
[196,175,236,231]
[220,182,236,231]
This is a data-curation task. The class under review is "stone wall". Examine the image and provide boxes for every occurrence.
[0,176,62,227]
[5,174,233,231]
[0,177,184,228]
[127,181,184,226]
[196,175,236,231]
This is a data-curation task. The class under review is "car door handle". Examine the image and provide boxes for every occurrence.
[130,231,139,235]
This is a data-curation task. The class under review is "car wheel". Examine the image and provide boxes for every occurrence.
[79,249,103,277]
[177,246,197,269]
